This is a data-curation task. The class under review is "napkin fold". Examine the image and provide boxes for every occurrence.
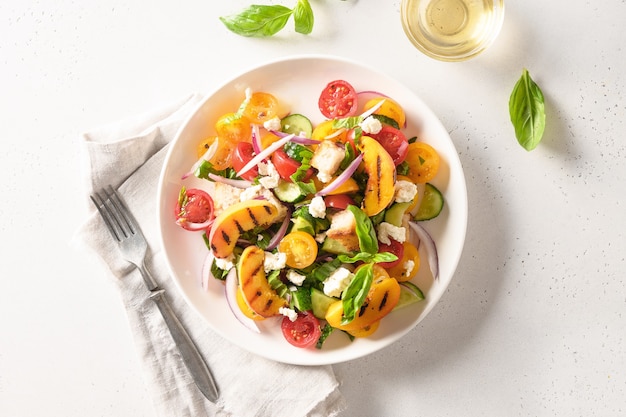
[73,94,346,417]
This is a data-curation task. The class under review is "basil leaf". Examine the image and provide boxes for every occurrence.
[333,116,362,130]
[195,160,238,180]
[293,0,314,35]
[337,252,374,264]
[371,252,398,263]
[509,68,546,151]
[341,263,373,325]
[340,142,356,170]
[294,180,316,196]
[346,205,378,255]
[372,114,399,129]
[220,5,293,37]
[338,251,397,264]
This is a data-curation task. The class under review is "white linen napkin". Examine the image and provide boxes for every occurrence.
[73,94,346,417]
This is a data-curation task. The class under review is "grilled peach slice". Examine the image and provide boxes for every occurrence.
[237,246,287,317]
[359,136,396,216]
[208,199,278,258]
[325,271,401,331]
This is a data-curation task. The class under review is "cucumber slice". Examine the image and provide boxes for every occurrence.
[281,114,313,138]
[384,202,411,227]
[311,288,337,319]
[393,282,425,310]
[321,237,352,255]
[290,287,312,312]
[291,216,315,235]
[414,183,444,221]
[273,180,307,203]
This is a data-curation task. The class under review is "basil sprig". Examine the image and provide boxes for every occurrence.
[341,263,373,325]
[509,69,546,151]
[220,0,314,37]
[336,206,397,324]
[346,205,378,254]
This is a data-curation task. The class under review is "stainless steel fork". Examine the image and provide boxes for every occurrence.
[91,186,219,403]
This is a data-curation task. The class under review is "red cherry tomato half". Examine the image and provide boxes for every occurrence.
[231,142,258,181]
[377,239,404,269]
[175,188,215,231]
[324,194,356,210]
[271,149,313,182]
[281,311,322,348]
[369,125,409,165]
[318,80,358,119]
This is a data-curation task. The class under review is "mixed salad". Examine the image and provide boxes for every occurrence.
[174,79,444,349]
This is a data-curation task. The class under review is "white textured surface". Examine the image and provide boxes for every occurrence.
[1,1,625,416]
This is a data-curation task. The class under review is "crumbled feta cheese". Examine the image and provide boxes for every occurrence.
[264,251,286,273]
[309,196,326,219]
[323,267,354,298]
[377,222,407,245]
[214,253,235,271]
[213,183,244,216]
[258,160,280,189]
[404,260,415,277]
[316,170,333,184]
[279,307,298,322]
[395,180,418,203]
[239,184,264,202]
[359,116,383,134]
[310,140,345,183]
[314,232,326,244]
[287,270,306,286]
[263,116,282,131]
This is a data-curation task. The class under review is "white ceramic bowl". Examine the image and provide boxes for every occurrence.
[157,54,467,365]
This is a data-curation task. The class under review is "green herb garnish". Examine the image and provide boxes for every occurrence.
[220,0,314,37]
[509,69,546,151]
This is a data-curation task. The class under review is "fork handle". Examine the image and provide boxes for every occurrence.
[149,289,219,402]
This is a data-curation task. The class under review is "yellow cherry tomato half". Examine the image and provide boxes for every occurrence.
[195,136,236,171]
[215,112,252,144]
[405,142,440,183]
[386,241,420,282]
[278,231,318,269]
[243,92,280,124]
[363,97,406,128]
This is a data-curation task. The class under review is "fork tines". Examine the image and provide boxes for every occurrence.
[90,186,136,242]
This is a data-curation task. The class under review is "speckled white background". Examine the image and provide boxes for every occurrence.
[1,1,624,416]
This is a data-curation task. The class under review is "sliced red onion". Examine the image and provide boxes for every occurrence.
[269,129,321,145]
[359,98,386,120]
[224,268,261,333]
[207,173,252,189]
[182,140,218,180]
[266,208,292,250]
[251,124,262,154]
[408,221,439,280]
[201,252,215,291]
[176,217,214,232]
[324,128,346,140]
[357,90,389,99]
[316,153,363,196]
[237,133,294,177]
